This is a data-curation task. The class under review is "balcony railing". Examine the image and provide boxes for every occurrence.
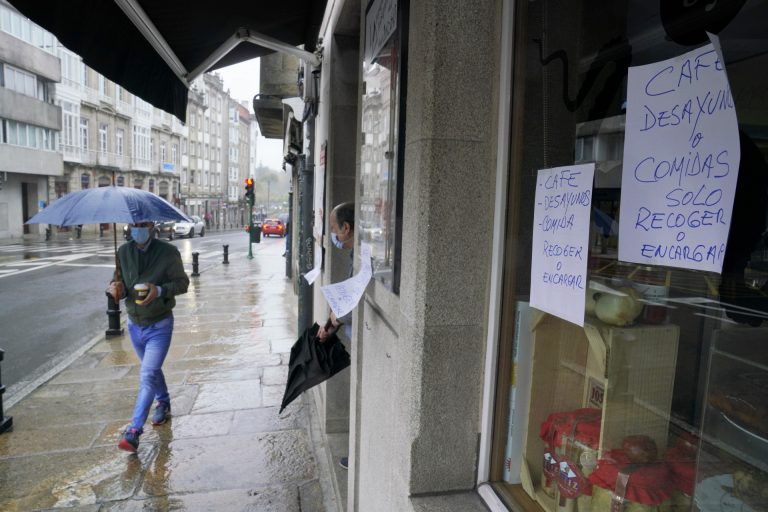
[132,157,152,173]
[96,150,128,169]
[61,145,132,169]
[83,86,100,105]
[116,99,133,117]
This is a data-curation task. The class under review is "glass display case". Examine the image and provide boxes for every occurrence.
[695,328,768,511]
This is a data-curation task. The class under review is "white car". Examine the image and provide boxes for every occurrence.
[175,215,205,238]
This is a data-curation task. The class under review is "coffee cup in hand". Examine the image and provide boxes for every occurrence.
[134,283,149,304]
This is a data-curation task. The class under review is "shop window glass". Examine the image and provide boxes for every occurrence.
[492,3,768,512]
[359,0,409,293]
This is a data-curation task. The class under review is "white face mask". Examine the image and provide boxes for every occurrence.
[330,232,345,249]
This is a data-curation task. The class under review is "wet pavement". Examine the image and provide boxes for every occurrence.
[0,238,339,511]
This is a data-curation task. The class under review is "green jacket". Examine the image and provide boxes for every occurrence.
[116,239,189,326]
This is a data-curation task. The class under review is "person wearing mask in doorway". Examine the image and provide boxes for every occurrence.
[108,221,189,453]
[317,202,355,470]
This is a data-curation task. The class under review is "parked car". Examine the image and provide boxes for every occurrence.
[175,215,205,238]
[261,218,286,237]
[123,220,175,240]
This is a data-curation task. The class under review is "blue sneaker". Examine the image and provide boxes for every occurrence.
[118,427,140,452]
[151,401,171,426]
[339,457,349,470]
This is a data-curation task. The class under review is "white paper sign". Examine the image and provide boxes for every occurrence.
[618,38,740,273]
[530,163,595,327]
[303,266,321,285]
[321,243,373,319]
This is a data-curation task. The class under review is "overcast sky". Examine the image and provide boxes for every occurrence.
[217,59,285,172]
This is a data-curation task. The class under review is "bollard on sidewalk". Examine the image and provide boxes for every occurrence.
[222,244,229,265]
[191,252,200,276]
[0,349,13,434]
[105,291,124,337]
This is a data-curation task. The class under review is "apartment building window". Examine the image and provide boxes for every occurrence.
[2,64,44,101]
[0,5,55,55]
[172,143,178,164]
[116,176,124,186]
[132,125,150,161]
[60,101,78,149]
[190,170,195,184]
[0,119,54,150]
[99,123,108,154]
[181,170,187,185]
[115,84,122,102]
[115,129,124,155]
[59,50,83,89]
[160,141,167,162]
[149,178,155,193]
[98,75,106,96]
[79,117,89,150]
[81,173,90,189]
[150,138,155,160]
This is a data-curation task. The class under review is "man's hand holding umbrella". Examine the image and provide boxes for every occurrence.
[108,281,125,303]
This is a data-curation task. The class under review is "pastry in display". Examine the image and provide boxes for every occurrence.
[622,435,659,464]
[733,468,768,510]
[708,371,768,439]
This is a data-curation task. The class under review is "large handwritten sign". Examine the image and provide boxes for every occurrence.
[618,38,740,273]
[321,242,373,319]
[530,163,595,326]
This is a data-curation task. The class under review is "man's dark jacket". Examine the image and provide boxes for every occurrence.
[116,239,189,326]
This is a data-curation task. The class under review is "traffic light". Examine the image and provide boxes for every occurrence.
[244,178,254,203]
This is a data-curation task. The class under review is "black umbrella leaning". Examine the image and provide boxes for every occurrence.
[280,322,351,414]
[25,186,190,280]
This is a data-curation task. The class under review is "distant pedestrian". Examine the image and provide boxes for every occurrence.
[108,221,189,452]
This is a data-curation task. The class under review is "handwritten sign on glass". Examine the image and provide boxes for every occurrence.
[530,163,595,327]
[321,243,373,319]
[618,38,740,273]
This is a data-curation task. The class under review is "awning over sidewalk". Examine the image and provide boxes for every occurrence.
[8,0,326,122]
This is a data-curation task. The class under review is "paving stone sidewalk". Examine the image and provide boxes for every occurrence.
[0,239,337,511]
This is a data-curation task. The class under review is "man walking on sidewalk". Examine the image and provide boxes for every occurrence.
[108,221,189,452]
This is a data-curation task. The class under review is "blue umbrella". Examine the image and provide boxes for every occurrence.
[25,186,189,226]
[26,186,190,279]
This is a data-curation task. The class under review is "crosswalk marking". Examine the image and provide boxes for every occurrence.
[0,253,99,279]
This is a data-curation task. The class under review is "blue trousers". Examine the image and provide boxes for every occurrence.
[127,316,173,432]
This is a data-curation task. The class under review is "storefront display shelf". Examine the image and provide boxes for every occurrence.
[519,312,680,512]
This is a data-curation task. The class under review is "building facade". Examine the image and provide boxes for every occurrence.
[0,0,62,239]
[276,1,768,511]
[0,1,252,240]
[182,73,228,225]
